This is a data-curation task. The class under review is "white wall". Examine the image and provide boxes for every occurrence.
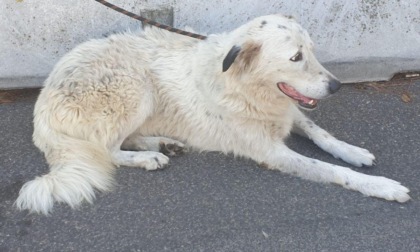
[1,0,419,88]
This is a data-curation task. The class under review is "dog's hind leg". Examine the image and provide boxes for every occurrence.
[114,136,186,170]
[111,133,173,171]
[109,111,177,170]
[16,71,164,214]
[258,144,410,203]
[292,108,375,167]
[121,136,186,156]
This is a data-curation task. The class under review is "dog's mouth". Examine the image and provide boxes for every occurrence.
[277,83,318,109]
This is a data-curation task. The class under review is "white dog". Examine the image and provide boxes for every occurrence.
[16,14,410,215]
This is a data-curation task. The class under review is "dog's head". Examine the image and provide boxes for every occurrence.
[222,14,341,110]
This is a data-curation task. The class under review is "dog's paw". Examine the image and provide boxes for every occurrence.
[143,153,170,170]
[114,150,170,170]
[159,139,187,156]
[345,175,410,203]
[332,142,376,167]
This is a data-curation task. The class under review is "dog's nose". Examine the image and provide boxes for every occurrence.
[328,78,342,94]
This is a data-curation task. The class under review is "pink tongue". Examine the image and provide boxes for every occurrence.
[299,95,313,104]
[278,83,312,103]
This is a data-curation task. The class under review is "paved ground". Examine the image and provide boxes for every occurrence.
[0,81,419,251]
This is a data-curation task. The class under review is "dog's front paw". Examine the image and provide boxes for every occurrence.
[333,142,376,167]
[345,175,411,203]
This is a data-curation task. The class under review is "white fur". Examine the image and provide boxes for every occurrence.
[16,14,410,215]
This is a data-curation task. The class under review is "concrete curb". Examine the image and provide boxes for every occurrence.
[325,57,420,83]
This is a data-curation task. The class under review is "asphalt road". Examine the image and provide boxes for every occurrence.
[0,81,419,251]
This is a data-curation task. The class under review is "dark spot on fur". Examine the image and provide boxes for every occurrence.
[299,45,303,48]
[278,25,287,29]
[286,15,294,19]
[260,20,267,28]
[219,115,223,120]
[319,72,323,75]
[205,111,211,117]
[259,162,270,169]
[285,36,291,42]
[311,160,317,164]
[345,181,350,186]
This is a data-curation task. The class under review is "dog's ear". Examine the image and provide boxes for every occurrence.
[223,42,262,73]
[223,45,241,72]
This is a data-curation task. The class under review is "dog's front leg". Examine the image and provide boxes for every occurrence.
[292,108,375,167]
[260,144,410,202]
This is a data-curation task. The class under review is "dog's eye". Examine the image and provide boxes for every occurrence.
[290,52,303,62]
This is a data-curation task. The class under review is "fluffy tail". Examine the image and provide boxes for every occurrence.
[15,135,115,215]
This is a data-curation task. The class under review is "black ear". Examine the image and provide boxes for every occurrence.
[222,45,241,72]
